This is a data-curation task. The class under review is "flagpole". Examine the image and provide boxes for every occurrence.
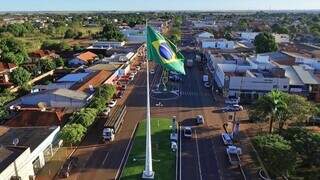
[142,20,154,179]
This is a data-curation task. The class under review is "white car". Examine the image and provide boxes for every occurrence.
[102,107,111,116]
[221,133,233,145]
[136,66,141,71]
[222,105,243,112]
[204,82,211,88]
[225,97,240,105]
[150,69,155,74]
[196,115,204,124]
[171,141,178,152]
[184,127,192,138]
[108,100,117,108]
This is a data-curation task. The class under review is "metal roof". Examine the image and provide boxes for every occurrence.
[293,65,320,85]
[57,73,90,82]
[279,65,304,86]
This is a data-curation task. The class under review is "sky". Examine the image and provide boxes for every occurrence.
[0,0,320,11]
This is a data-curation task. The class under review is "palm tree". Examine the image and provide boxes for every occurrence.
[253,90,287,133]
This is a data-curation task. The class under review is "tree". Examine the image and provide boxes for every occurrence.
[59,123,86,145]
[0,37,28,65]
[41,41,71,52]
[96,84,116,101]
[96,22,124,41]
[238,19,248,31]
[271,24,289,34]
[64,29,77,39]
[251,91,313,133]
[71,108,98,128]
[88,96,106,113]
[39,59,56,72]
[10,67,31,86]
[282,128,320,167]
[254,32,278,53]
[55,57,65,67]
[253,134,297,178]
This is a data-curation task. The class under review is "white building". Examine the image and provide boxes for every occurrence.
[273,33,290,43]
[239,32,260,42]
[18,88,91,108]
[121,28,146,43]
[201,39,235,49]
[0,126,61,180]
[87,41,126,49]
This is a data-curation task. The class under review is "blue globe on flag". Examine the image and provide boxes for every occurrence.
[159,43,173,60]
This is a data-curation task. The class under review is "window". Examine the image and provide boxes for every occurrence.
[283,85,288,89]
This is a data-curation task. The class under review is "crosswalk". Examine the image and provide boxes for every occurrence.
[180,91,211,97]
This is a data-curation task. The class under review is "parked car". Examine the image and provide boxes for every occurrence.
[222,105,243,112]
[150,69,155,74]
[59,157,78,178]
[184,126,192,138]
[204,82,211,88]
[171,141,178,152]
[108,99,117,108]
[308,116,320,126]
[196,115,204,124]
[116,91,124,98]
[136,66,141,71]
[221,133,233,145]
[129,73,135,80]
[225,96,240,105]
[100,107,111,117]
[169,75,182,82]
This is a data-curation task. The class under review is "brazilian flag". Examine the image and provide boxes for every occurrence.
[147,26,185,75]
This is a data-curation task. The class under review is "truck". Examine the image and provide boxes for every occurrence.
[186,59,193,67]
[102,105,127,142]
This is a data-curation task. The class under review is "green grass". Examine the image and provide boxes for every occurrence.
[121,118,175,180]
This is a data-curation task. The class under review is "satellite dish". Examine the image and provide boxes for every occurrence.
[12,138,19,146]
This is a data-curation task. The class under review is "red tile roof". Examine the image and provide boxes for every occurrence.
[5,109,65,127]
[76,51,97,62]
[0,62,16,73]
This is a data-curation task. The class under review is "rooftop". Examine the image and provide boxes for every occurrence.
[70,70,112,93]
[76,51,97,62]
[5,109,65,127]
[0,146,28,173]
[57,72,90,82]
[0,62,17,73]
[292,65,320,85]
[0,126,57,151]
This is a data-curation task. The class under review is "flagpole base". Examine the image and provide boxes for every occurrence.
[142,170,154,179]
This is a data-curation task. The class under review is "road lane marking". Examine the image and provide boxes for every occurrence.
[116,123,139,179]
[102,152,109,165]
[194,129,203,180]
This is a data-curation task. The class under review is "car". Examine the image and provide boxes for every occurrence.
[136,66,141,71]
[59,157,78,178]
[108,99,117,108]
[169,75,182,82]
[129,73,135,80]
[150,69,155,74]
[221,133,233,145]
[116,91,124,98]
[222,105,243,112]
[196,115,204,124]
[204,82,211,88]
[101,107,111,117]
[225,97,240,105]
[171,141,178,152]
[184,126,192,138]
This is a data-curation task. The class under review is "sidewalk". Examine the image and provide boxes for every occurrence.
[36,147,75,180]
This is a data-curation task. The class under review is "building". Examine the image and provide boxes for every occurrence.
[121,27,146,43]
[201,39,236,49]
[5,108,65,127]
[87,41,126,49]
[239,32,260,42]
[0,126,61,180]
[68,51,98,66]
[273,33,290,43]
[29,50,60,61]
[16,88,91,108]
[0,62,17,87]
